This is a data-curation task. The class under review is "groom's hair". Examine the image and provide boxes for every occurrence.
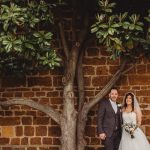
[109,87,118,93]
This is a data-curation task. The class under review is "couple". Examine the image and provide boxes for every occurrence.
[97,87,150,150]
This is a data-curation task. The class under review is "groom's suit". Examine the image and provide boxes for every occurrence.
[97,99,122,150]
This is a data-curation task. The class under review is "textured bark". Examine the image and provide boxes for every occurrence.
[0,98,61,124]
[77,59,134,150]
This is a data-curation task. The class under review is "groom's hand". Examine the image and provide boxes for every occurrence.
[99,133,106,140]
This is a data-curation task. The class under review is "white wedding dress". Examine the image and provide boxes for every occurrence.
[118,112,150,150]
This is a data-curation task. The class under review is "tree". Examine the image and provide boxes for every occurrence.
[0,0,150,150]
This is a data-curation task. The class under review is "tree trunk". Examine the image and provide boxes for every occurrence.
[77,108,88,150]
[60,82,77,150]
[77,60,131,150]
[61,111,77,150]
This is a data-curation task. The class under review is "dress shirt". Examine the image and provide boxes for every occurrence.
[109,99,117,113]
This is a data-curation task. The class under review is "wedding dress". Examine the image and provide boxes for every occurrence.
[118,111,150,150]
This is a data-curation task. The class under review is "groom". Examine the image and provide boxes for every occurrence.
[97,87,122,150]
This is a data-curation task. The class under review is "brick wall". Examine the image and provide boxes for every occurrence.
[0,46,150,150]
[0,18,150,150]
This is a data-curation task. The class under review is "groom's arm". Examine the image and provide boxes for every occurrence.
[97,100,106,135]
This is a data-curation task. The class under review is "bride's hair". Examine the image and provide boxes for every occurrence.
[123,92,134,111]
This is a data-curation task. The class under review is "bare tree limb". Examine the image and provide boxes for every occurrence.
[58,22,69,59]
[0,98,61,125]
[84,59,133,113]
[77,47,85,111]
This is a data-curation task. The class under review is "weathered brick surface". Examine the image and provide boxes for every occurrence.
[0,21,150,150]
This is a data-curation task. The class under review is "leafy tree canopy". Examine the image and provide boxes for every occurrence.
[0,0,62,75]
[91,0,150,60]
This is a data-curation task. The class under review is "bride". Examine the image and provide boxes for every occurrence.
[118,92,150,150]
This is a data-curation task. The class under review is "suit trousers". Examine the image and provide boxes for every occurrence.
[103,130,121,150]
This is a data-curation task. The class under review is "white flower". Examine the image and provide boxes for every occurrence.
[117,103,122,108]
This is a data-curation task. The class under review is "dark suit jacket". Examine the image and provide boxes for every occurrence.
[97,99,122,137]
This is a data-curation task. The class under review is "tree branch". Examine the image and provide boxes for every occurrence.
[77,47,85,111]
[0,98,61,125]
[58,22,69,59]
[84,59,133,113]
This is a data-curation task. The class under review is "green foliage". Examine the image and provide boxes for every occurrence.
[91,0,149,60]
[0,0,61,75]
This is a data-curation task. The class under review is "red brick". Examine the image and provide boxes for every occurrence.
[83,66,95,75]
[30,137,41,145]
[137,65,146,74]
[140,97,150,103]
[22,117,32,125]
[47,91,59,97]
[21,137,28,145]
[129,75,150,85]
[11,138,20,145]
[107,58,120,65]
[53,138,61,145]
[41,88,53,91]
[16,126,23,136]
[100,48,110,56]
[14,148,25,150]
[50,98,63,104]
[24,126,34,136]
[90,137,100,145]
[85,147,95,150]
[39,147,59,150]
[109,66,119,74]
[142,110,150,115]
[136,90,150,96]
[83,57,106,65]
[15,92,22,97]
[145,126,150,136]
[2,92,14,97]
[33,117,49,125]
[0,117,20,126]
[84,77,92,86]
[23,92,34,97]
[2,76,26,87]
[96,66,108,75]
[53,76,63,86]
[15,111,26,116]
[146,64,150,73]
[36,92,46,97]
[36,126,47,136]
[51,119,59,126]
[26,111,37,116]
[0,138,9,144]
[42,138,53,144]
[142,118,150,124]
[39,70,50,75]
[48,126,61,136]
[117,75,129,86]
[32,88,40,91]
[5,111,13,116]
[125,64,136,74]
[2,148,13,150]
[85,126,96,137]
[27,148,37,150]
[85,91,95,97]
[92,76,110,86]
[0,88,5,92]
[28,77,52,87]
[49,67,63,75]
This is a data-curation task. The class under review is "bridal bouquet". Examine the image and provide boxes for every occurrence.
[122,122,138,138]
